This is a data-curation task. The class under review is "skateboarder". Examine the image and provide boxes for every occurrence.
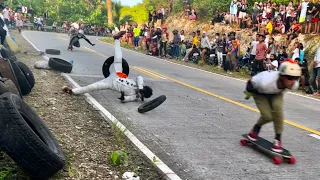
[62,31,153,102]
[245,59,301,153]
[68,30,95,51]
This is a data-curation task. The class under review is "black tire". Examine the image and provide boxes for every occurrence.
[0,78,20,96]
[48,57,73,73]
[10,61,32,95]
[102,56,129,78]
[0,93,66,179]
[0,47,11,58]
[138,95,167,113]
[45,49,61,55]
[15,61,35,88]
[9,55,17,62]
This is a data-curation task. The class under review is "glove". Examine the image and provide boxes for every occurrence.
[139,89,144,102]
[118,91,125,101]
[244,90,252,100]
[92,43,96,46]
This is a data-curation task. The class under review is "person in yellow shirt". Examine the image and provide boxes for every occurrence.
[266,18,273,35]
[133,24,141,50]
[182,32,199,61]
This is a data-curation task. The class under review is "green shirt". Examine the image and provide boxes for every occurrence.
[133,28,141,37]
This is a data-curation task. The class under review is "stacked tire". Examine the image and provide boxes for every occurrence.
[0,46,66,179]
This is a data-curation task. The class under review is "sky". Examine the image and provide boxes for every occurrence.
[119,0,142,7]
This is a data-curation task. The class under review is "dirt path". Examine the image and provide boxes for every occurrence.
[0,30,163,180]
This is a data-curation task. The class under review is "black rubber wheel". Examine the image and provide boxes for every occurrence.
[45,49,61,55]
[0,78,20,96]
[9,55,17,62]
[0,93,66,179]
[15,61,35,88]
[48,57,73,73]
[0,47,11,58]
[102,56,129,78]
[138,95,167,113]
[10,62,32,95]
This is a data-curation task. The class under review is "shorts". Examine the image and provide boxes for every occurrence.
[226,53,237,65]
[16,20,23,27]
[287,33,298,40]
[307,15,313,22]
[312,18,319,23]
[299,15,306,23]
[239,12,247,19]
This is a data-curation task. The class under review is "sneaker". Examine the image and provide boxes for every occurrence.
[271,139,283,153]
[247,130,258,141]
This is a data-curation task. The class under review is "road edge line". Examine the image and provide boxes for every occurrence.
[96,38,320,102]
[20,31,181,180]
[62,73,181,180]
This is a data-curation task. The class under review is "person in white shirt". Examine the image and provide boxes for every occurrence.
[250,34,259,63]
[200,31,211,63]
[2,5,9,26]
[63,31,153,102]
[245,59,301,153]
[264,54,279,71]
[311,47,320,95]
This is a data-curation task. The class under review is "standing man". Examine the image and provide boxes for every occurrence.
[252,34,267,75]
[200,31,211,64]
[133,24,140,50]
[2,5,9,27]
[225,31,240,73]
[0,4,7,45]
[214,33,224,68]
[160,26,168,57]
[16,10,23,33]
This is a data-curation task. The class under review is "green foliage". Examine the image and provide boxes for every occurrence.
[109,150,129,166]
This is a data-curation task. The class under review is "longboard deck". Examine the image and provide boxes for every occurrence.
[241,134,292,158]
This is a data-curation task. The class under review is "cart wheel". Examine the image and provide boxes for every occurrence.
[272,157,282,165]
[240,139,248,146]
[288,156,296,164]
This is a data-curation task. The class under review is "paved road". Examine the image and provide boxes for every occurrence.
[23,31,320,180]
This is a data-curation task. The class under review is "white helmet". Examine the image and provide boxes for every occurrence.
[279,59,302,77]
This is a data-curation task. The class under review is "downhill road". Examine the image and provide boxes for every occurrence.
[23,31,320,180]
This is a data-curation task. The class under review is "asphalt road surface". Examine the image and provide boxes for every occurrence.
[23,31,320,180]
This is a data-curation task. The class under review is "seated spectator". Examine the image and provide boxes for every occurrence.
[241,14,252,28]
[147,42,159,56]
[266,18,273,35]
[264,54,279,71]
[189,8,197,20]
[285,19,302,46]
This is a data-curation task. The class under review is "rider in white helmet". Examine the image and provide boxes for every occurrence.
[244,58,301,153]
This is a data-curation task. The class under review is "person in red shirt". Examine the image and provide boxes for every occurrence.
[252,33,268,75]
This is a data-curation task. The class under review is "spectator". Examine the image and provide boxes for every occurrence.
[182,31,199,61]
[230,0,238,24]
[312,46,320,96]
[306,0,315,34]
[291,42,300,61]
[160,26,169,57]
[189,9,197,20]
[133,24,141,50]
[2,5,9,27]
[252,34,267,75]
[214,33,224,68]
[200,31,211,64]
[0,5,7,45]
[266,18,273,35]
[250,34,259,66]
[238,0,249,28]
[264,54,278,71]
[294,58,310,91]
[172,29,181,59]
[225,31,240,73]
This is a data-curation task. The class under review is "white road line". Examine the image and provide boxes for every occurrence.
[97,38,320,102]
[132,66,167,79]
[22,32,181,180]
[68,74,105,78]
[62,73,181,180]
[309,134,320,140]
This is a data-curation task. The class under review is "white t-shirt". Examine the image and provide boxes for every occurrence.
[271,60,279,70]
[251,41,258,55]
[314,47,320,68]
[180,34,185,42]
[292,48,300,61]
[300,2,308,17]
[251,71,283,94]
[2,9,9,19]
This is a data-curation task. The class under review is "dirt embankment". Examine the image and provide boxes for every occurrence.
[0,30,163,180]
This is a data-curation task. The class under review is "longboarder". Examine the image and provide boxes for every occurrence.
[62,31,153,102]
[68,30,95,51]
[244,59,301,153]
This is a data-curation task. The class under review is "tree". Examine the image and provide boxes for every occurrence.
[107,0,112,24]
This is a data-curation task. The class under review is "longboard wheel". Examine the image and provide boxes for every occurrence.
[240,139,248,146]
[288,156,296,164]
[272,157,282,165]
